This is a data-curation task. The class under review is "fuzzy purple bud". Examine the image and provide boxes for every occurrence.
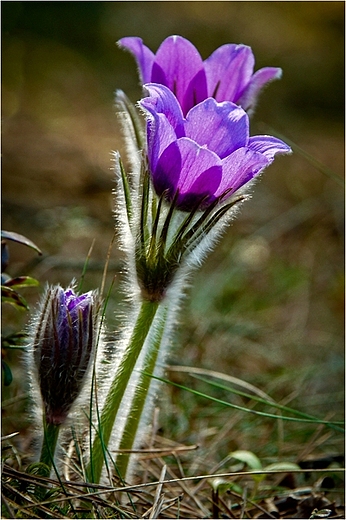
[32,285,99,425]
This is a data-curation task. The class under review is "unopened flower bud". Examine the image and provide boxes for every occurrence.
[32,285,100,425]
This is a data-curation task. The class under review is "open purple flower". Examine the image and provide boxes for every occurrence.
[33,285,99,425]
[119,35,282,115]
[139,84,291,211]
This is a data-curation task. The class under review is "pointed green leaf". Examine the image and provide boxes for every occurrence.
[3,276,39,289]
[210,477,243,495]
[1,230,42,255]
[230,450,263,470]
[2,331,28,348]
[264,461,301,472]
[229,450,265,483]
[1,286,29,310]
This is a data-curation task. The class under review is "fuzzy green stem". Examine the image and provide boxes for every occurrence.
[115,303,169,478]
[87,299,159,484]
[39,419,61,471]
[34,418,60,500]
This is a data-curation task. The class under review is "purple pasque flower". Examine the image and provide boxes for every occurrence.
[118,35,282,115]
[139,83,291,211]
[33,285,99,425]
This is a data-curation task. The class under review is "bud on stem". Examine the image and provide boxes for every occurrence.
[30,284,100,472]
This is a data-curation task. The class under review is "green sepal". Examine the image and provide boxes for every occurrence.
[138,162,151,251]
[115,89,145,152]
[117,153,133,225]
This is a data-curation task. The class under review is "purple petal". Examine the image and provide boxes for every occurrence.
[65,288,88,311]
[118,37,155,83]
[204,44,254,102]
[215,147,269,198]
[185,98,249,159]
[151,36,207,115]
[151,139,182,198]
[237,67,282,111]
[175,138,222,194]
[248,135,292,161]
[146,111,178,173]
[154,137,222,207]
[140,84,185,171]
[141,83,185,136]
[181,68,208,117]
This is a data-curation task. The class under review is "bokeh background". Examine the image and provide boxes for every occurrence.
[2,1,344,469]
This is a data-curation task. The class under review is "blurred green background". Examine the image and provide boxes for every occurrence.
[2,2,344,466]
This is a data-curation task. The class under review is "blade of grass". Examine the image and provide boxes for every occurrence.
[77,239,95,293]
[167,365,276,403]
[145,373,344,431]
[190,373,342,427]
[87,273,115,489]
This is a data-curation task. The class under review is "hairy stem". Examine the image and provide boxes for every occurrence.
[87,299,159,484]
[115,302,169,478]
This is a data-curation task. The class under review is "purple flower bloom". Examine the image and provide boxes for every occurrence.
[139,84,291,211]
[33,285,99,425]
[118,35,282,115]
